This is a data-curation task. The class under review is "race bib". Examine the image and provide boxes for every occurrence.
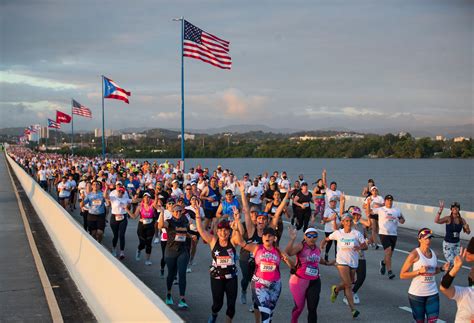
[453,232,459,238]
[142,218,153,225]
[271,207,277,213]
[341,240,355,250]
[175,233,187,242]
[423,275,434,283]
[92,199,102,206]
[305,266,319,277]
[260,262,276,273]
[303,202,310,207]
[115,214,125,221]
[216,256,234,267]
[211,201,219,207]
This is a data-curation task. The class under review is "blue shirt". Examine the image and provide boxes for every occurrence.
[83,192,106,215]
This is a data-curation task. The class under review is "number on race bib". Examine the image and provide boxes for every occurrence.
[211,201,219,207]
[260,262,276,273]
[175,233,187,242]
[142,218,153,225]
[115,215,125,221]
[216,256,234,267]
[92,199,102,206]
[305,266,319,277]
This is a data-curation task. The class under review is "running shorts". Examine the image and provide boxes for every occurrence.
[380,234,397,251]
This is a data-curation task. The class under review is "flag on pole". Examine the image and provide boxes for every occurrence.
[24,129,31,135]
[183,20,231,70]
[72,99,92,118]
[56,110,72,123]
[103,76,131,103]
[27,126,38,133]
[48,118,61,129]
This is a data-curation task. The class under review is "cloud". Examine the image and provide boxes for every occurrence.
[302,106,403,119]
[0,71,78,90]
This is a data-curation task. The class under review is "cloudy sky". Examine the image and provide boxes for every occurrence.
[1,0,472,133]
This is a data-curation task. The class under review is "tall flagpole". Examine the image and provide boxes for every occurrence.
[71,98,74,155]
[101,75,105,158]
[173,17,185,170]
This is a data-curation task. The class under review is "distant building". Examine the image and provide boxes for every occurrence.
[122,133,147,140]
[40,127,49,139]
[95,128,113,138]
[453,136,469,142]
[398,131,408,138]
[435,135,445,141]
[178,133,195,140]
[290,133,364,141]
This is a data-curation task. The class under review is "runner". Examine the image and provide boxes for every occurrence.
[108,186,132,259]
[264,190,287,246]
[80,180,109,243]
[216,188,240,221]
[292,182,313,232]
[194,200,240,323]
[364,186,383,249]
[201,177,221,230]
[184,195,205,272]
[57,175,71,210]
[312,169,327,223]
[434,200,471,265]
[130,192,159,265]
[159,199,175,278]
[157,201,192,309]
[322,196,340,261]
[285,227,334,323]
[235,226,293,323]
[247,177,264,211]
[290,180,301,226]
[400,228,449,323]
[322,210,367,319]
[367,194,405,280]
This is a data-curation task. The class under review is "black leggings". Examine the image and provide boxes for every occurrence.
[307,278,321,323]
[110,216,128,250]
[325,232,337,257]
[211,277,238,318]
[137,222,155,254]
[295,209,311,231]
[353,259,366,294]
[81,210,89,232]
[160,240,167,271]
[239,258,256,292]
[166,251,190,295]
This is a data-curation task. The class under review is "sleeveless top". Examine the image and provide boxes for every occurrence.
[268,201,280,216]
[140,200,155,224]
[295,242,321,280]
[240,227,263,261]
[221,198,239,217]
[445,219,463,243]
[314,185,326,198]
[253,245,281,282]
[210,239,238,279]
[204,186,221,210]
[408,248,438,297]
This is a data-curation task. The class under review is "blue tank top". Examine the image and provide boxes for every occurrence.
[221,198,240,216]
[445,219,463,243]
[204,186,220,210]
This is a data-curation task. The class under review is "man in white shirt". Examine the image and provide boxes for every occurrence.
[364,186,384,249]
[247,178,264,210]
[57,176,71,210]
[37,165,48,191]
[325,181,341,205]
[368,194,405,280]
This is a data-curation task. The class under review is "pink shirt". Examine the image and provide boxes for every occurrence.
[254,245,281,282]
[140,201,155,219]
[295,242,321,280]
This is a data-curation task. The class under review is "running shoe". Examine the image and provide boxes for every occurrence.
[330,285,338,303]
[353,293,360,304]
[379,260,386,275]
[352,309,360,318]
[153,237,160,244]
[388,271,395,280]
[208,314,217,323]
[165,294,173,305]
[342,297,348,305]
[248,305,254,313]
[186,266,192,273]
[112,249,117,257]
[135,250,141,261]
[178,299,188,309]
[145,260,152,266]
[119,253,125,260]
[240,291,247,304]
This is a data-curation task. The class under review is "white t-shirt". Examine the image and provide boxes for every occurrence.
[78,181,87,196]
[279,178,290,193]
[365,195,384,209]
[171,187,184,199]
[323,207,340,233]
[38,170,47,181]
[373,206,404,236]
[325,189,341,205]
[329,229,365,268]
[68,179,77,190]
[57,182,71,198]
[452,285,474,323]
[248,185,264,204]
[109,195,132,215]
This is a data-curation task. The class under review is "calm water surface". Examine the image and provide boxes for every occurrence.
[138,158,474,211]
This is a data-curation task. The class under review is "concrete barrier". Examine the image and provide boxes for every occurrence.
[6,153,182,323]
[345,195,473,241]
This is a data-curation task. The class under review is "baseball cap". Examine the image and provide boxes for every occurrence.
[250,206,260,213]
[329,196,338,202]
[225,189,233,195]
[351,206,362,215]
[217,219,231,229]
[384,194,394,200]
[262,227,276,236]
[257,212,269,218]
[341,213,353,220]
[143,192,152,198]
[172,179,178,184]
[116,181,123,186]
[172,204,183,212]
[417,228,433,239]
[450,202,460,209]
[117,187,126,193]
[304,227,318,235]
[370,186,378,191]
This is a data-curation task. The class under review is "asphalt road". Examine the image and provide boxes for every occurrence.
[61,201,471,323]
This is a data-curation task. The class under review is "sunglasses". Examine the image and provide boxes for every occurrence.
[305,233,318,239]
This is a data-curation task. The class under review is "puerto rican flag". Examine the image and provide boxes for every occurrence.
[103,76,131,104]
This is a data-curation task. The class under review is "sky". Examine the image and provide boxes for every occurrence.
[1,0,473,134]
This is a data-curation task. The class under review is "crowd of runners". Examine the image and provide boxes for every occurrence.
[7,146,473,323]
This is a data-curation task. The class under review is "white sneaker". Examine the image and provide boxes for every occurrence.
[145,260,152,266]
[353,293,360,304]
[186,266,192,273]
[343,297,348,305]
[153,237,160,244]
[135,250,141,261]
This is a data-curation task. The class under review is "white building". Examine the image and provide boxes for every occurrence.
[40,127,49,139]
[178,133,195,140]
[435,135,445,141]
[453,136,469,142]
[122,133,147,140]
[95,128,113,138]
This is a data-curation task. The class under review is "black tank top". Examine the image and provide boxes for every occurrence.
[239,227,263,260]
[211,239,237,279]
[445,218,463,243]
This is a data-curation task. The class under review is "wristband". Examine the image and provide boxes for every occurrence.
[440,272,455,289]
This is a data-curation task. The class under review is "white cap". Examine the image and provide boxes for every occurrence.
[172,179,178,184]
[370,186,378,191]
[304,227,318,235]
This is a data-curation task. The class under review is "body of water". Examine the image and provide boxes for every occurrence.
[138,158,474,211]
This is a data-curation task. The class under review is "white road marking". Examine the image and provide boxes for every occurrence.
[282,220,470,270]
[398,306,446,323]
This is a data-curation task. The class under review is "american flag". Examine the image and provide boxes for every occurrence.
[72,99,92,118]
[183,20,231,70]
[48,118,61,129]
